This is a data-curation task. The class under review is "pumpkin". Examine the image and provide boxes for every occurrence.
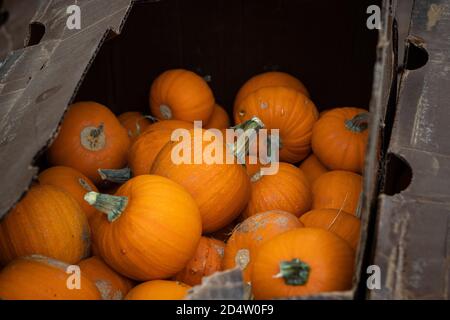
[243,163,312,219]
[205,104,230,129]
[38,166,99,220]
[47,101,131,184]
[223,210,302,283]
[251,228,354,299]
[312,170,362,215]
[312,107,369,173]
[0,255,101,300]
[300,209,361,250]
[234,86,319,163]
[0,184,90,266]
[175,237,225,286]
[143,119,193,132]
[118,111,153,142]
[125,280,190,300]
[151,128,251,233]
[233,71,310,115]
[298,154,328,186]
[87,175,202,281]
[79,256,134,300]
[150,69,215,123]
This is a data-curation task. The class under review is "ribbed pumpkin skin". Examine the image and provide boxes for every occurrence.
[251,228,354,299]
[0,184,91,266]
[243,163,312,218]
[47,101,131,184]
[128,129,173,176]
[151,129,251,233]
[234,87,319,163]
[205,104,230,129]
[143,119,193,133]
[312,170,362,215]
[125,280,190,300]
[233,71,310,115]
[38,166,99,220]
[312,107,368,173]
[0,255,101,300]
[298,154,328,186]
[150,69,215,123]
[299,209,361,250]
[118,111,152,142]
[223,211,303,283]
[79,256,134,300]
[92,175,202,281]
[175,237,225,286]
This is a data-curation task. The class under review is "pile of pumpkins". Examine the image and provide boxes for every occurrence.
[0,69,368,300]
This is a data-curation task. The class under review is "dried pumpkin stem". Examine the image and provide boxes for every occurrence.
[98,168,132,183]
[345,113,369,132]
[274,258,310,286]
[84,191,128,222]
[230,116,265,163]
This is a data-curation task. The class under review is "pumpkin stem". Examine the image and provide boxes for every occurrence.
[91,123,104,138]
[229,116,265,164]
[344,113,369,132]
[98,168,132,183]
[84,191,128,222]
[274,258,310,286]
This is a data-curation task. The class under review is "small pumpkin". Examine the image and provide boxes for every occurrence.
[88,175,202,281]
[0,255,101,300]
[47,101,131,184]
[312,107,369,173]
[312,170,362,215]
[0,184,90,266]
[223,210,303,283]
[79,256,134,300]
[251,228,354,299]
[298,154,328,186]
[233,71,310,115]
[243,163,312,218]
[205,104,230,129]
[300,209,361,250]
[151,128,251,233]
[150,69,215,123]
[234,86,319,163]
[118,111,153,142]
[38,166,99,220]
[125,280,190,300]
[175,237,225,286]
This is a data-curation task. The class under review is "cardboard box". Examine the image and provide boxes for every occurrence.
[0,0,397,299]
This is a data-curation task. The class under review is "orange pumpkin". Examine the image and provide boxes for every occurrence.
[151,128,251,233]
[79,256,134,300]
[223,210,303,283]
[0,184,90,266]
[150,69,215,123]
[0,255,101,300]
[312,170,362,215]
[205,104,230,129]
[233,71,310,115]
[299,209,361,250]
[312,107,369,173]
[234,86,318,163]
[125,280,190,300]
[251,228,354,299]
[118,111,153,142]
[143,119,193,132]
[298,154,328,186]
[38,166,99,220]
[88,175,202,281]
[175,237,225,286]
[47,101,131,184]
[243,163,311,218]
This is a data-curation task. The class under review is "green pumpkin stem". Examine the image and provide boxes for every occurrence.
[229,116,265,164]
[274,258,310,286]
[344,112,369,132]
[84,191,128,222]
[98,168,132,183]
